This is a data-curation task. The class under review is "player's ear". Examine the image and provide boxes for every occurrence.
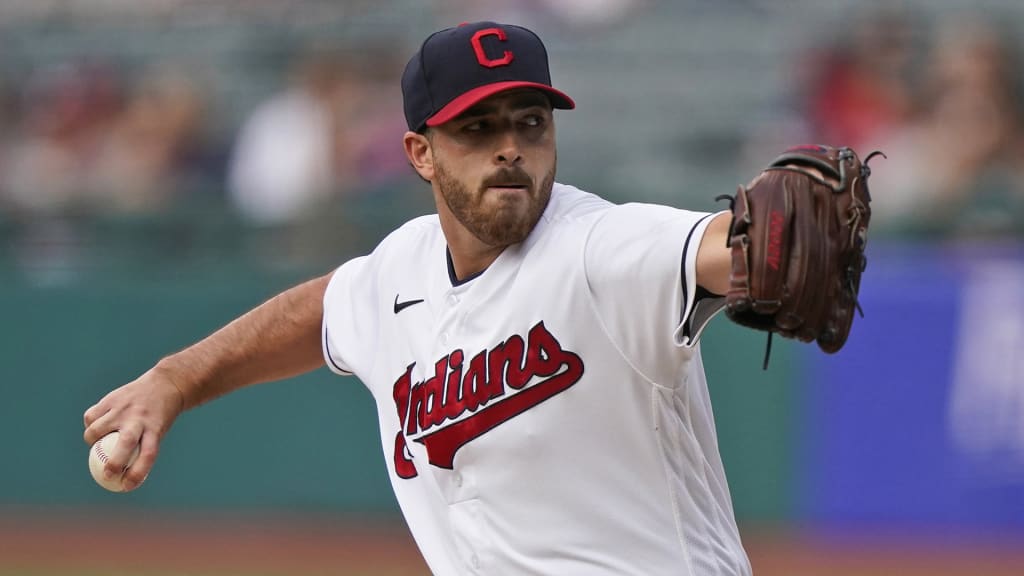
[403,130,434,182]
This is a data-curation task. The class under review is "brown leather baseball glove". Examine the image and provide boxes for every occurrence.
[717,145,883,367]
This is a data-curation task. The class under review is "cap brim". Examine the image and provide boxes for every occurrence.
[425,81,575,127]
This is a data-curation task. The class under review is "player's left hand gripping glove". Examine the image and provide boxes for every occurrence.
[717,145,883,367]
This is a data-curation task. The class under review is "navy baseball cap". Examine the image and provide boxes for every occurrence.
[402,21,575,132]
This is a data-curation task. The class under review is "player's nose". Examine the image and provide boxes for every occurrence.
[493,131,523,166]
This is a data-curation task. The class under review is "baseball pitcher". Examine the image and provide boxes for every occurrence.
[84,20,876,576]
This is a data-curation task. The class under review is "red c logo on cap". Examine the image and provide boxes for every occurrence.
[471,28,514,68]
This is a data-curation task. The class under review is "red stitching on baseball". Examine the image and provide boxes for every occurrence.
[95,441,110,464]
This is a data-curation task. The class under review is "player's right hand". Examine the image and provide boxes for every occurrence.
[83,368,186,491]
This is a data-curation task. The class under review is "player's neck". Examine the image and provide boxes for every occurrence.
[446,237,505,282]
[437,211,505,282]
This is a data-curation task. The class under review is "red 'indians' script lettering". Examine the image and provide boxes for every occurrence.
[766,210,786,271]
[390,321,584,478]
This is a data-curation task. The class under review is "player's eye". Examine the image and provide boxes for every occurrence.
[463,120,488,133]
[521,114,544,128]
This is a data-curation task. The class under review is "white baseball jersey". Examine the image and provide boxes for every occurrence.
[322,183,751,576]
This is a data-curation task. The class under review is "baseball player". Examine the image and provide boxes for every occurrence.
[85,20,873,576]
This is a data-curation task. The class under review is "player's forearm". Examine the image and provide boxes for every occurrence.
[154,273,332,410]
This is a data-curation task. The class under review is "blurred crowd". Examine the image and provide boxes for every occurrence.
[0,4,1022,279]
[0,47,416,212]
[0,45,415,275]
[2,62,213,216]
[790,8,1024,240]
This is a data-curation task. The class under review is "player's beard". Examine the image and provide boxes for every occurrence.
[435,158,556,247]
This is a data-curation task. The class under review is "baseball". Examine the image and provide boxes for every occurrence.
[88,431,140,493]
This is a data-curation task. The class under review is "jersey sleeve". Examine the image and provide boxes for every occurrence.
[583,204,726,380]
[322,255,378,376]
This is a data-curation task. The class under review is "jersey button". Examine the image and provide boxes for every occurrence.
[447,294,459,306]
[440,332,449,344]
[471,554,481,569]
[454,473,463,487]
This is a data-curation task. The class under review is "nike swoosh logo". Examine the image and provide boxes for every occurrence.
[394,295,425,314]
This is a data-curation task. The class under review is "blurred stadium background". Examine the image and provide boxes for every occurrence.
[2,0,1023,574]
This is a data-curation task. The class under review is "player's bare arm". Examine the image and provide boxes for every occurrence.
[695,212,733,296]
[83,273,331,490]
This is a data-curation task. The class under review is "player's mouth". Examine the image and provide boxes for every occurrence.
[482,169,532,194]
[487,184,529,193]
